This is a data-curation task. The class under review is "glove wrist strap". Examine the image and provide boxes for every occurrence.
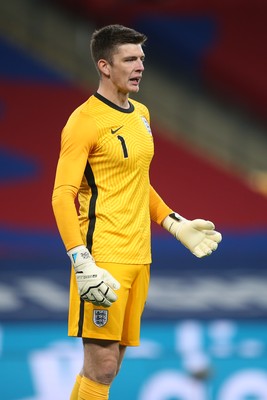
[162,213,187,239]
[169,212,186,222]
[67,245,92,267]
[67,245,87,257]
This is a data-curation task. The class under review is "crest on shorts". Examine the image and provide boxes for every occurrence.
[93,309,108,327]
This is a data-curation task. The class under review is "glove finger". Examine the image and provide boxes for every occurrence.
[203,238,219,251]
[203,230,222,243]
[193,246,206,258]
[81,292,100,304]
[193,242,213,258]
[209,241,218,251]
[193,248,207,258]
[99,282,118,304]
[213,231,222,243]
[104,271,121,290]
[90,295,111,308]
[86,290,113,308]
[104,286,118,303]
[90,297,102,306]
[88,288,105,303]
[192,219,215,231]
[101,298,112,308]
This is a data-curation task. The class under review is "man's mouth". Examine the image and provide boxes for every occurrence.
[129,77,141,85]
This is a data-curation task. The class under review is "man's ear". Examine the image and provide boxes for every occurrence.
[98,59,110,77]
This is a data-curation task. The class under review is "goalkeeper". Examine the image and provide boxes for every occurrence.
[52,24,222,400]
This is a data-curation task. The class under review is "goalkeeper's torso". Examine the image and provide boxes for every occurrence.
[69,93,154,264]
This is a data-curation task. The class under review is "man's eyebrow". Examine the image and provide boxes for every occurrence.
[123,55,145,60]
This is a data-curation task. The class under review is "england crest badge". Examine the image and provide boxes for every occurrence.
[93,309,108,327]
[141,116,152,135]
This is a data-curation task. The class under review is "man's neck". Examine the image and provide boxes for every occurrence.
[97,86,129,109]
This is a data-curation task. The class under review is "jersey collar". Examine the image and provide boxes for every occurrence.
[94,92,134,113]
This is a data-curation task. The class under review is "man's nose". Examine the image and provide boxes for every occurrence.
[136,59,144,71]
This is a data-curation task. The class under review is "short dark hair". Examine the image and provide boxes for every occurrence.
[90,24,147,66]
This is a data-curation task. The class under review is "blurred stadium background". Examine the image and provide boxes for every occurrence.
[1,0,267,399]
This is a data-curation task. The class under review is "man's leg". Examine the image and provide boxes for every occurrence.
[77,339,126,400]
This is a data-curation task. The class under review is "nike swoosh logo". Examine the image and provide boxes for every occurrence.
[111,126,123,134]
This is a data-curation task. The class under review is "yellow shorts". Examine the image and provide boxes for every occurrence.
[68,262,150,346]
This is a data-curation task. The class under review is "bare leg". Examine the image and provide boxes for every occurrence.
[82,339,127,385]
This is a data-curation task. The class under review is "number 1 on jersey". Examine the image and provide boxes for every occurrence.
[117,135,128,158]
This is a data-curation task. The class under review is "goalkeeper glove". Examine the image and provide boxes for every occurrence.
[162,213,222,258]
[67,245,120,307]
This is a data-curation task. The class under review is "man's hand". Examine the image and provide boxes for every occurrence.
[67,245,120,307]
[162,213,222,258]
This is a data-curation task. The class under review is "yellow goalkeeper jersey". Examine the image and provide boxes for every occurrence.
[52,93,172,264]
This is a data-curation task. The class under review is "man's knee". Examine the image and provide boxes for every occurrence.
[82,339,121,385]
[84,355,118,385]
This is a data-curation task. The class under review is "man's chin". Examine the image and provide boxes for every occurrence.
[129,85,140,93]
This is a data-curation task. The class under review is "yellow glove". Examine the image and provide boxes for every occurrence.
[162,213,222,258]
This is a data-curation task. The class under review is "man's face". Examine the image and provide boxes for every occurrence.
[108,43,145,94]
